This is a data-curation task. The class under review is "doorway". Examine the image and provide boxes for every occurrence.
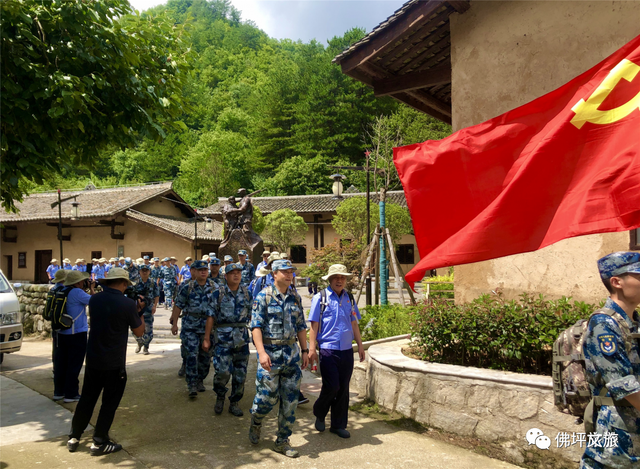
[3,256,12,280]
[35,250,52,283]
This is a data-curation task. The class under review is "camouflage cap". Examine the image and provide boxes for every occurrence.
[225,263,243,274]
[272,259,296,272]
[208,252,216,258]
[139,264,151,271]
[192,260,208,270]
[209,257,221,265]
[238,249,248,256]
[162,257,171,262]
[224,255,234,262]
[598,252,640,279]
[143,255,150,260]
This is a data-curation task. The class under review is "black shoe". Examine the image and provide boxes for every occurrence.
[315,417,325,432]
[197,381,205,392]
[228,401,243,417]
[178,364,186,377]
[67,438,79,452]
[298,392,309,405]
[330,428,350,439]
[215,397,224,414]
[188,386,198,398]
[249,418,261,445]
[90,440,122,456]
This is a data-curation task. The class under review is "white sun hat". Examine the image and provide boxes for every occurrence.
[321,264,354,281]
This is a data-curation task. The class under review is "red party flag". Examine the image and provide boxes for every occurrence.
[394,34,640,288]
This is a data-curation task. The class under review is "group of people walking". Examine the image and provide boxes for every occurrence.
[51,248,364,460]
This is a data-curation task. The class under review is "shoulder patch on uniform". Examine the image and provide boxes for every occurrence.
[253,299,258,309]
[597,334,617,356]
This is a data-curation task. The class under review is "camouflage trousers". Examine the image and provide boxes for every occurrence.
[180,330,213,387]
[163,282,177,308]
[213,343,250,402]
[134,312,154,347]
[579,456,605,469]
[250,345,302,443]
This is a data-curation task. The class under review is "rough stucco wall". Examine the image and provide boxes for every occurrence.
[449,1,640,304]
[135,198,185,217]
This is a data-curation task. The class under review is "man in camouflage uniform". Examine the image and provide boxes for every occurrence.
[161,257,178,309]
[248,259,309,458]
[124,258,140,284]
[238,249,255,287]
[209,257,225,288]
[171,260,216,397]
[203,263,252,417]
[133,264,160,355]
[580,252,640,469]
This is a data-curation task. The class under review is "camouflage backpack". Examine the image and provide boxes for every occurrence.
[552,307,637,420]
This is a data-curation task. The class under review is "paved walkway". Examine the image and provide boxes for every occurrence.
[1,339,518,469]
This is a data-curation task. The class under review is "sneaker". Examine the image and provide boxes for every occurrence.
[214,397,224,414]
[53,394,64,401]
[90,440,122,456]
[188,386,198,398]
[298,392,309,405]
[273,439,299,458]
[143,346,149,355]
[135,343,142,354]
[178,363,186,377]
[228,402,243,417]
[64,395,81,403]
[197,381,206,393]
[315,417,325,432]
[67,438,79,452]
[248,418,261,444]
[330,428,350,439]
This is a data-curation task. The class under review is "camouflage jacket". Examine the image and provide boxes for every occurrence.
[160,265,177,285]
[213,284,252,348]
[240,261,255,286]
[135,278,159,315]
[250,285,306,343]
[175,279,217,333]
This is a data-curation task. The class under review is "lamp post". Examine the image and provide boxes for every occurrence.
[50,190,79,261]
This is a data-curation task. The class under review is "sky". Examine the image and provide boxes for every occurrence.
[128,0,407,44]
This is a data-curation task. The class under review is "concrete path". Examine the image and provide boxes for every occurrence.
[1,339,519,469]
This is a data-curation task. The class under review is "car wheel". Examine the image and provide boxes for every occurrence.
[0,353,4,364]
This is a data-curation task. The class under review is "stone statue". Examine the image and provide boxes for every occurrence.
[219,188,263,264]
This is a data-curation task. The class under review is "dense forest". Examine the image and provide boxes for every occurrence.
[30,0,451,208]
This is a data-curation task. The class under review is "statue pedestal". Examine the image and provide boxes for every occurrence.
[219,229,264,266]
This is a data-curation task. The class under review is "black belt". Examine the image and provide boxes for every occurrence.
[262,338,296,346]
[184,313,207,319]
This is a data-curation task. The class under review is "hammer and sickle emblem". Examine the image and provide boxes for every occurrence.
[570,58,640,129]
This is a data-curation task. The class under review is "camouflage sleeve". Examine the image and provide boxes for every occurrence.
[153,282,160,299]
[294,294,308,332]
[174,283,188,310]
[211,290,220,321]
[250,291,267,330]
[585,315,640,400]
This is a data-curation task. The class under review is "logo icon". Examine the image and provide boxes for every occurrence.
[526,428,551,450]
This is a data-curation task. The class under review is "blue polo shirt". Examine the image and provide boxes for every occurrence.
[92,265,106,279]
[308,286,360,351]
[46,264,60,278]
[58,287,91,335]
[63,264,73,270]
[180,265,191,281]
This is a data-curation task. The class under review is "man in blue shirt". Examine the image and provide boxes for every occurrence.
[62,258,73,270]
[179,257,193,283]
[46,259,60,281]
[308,264,364,439]
[256,251,270,272]
[53,270,95,403]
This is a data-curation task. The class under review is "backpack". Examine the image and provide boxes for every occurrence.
[552,307,639,425]
[46,286,76,331]
[318,288,356,335]
[44,285,63,321]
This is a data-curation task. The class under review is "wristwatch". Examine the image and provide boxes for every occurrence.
[301,348,309,354]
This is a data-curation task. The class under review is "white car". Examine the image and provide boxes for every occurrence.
[0,270,22,364]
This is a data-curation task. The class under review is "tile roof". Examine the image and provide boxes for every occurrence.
[1,182,182,223]
[200,191,407,216]
[126,210,223,241]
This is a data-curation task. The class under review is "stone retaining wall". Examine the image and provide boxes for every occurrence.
[15,284,53,337]
[352,341,583,466]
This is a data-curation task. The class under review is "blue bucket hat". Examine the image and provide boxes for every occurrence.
[224,255,234,262]
[192,260,208,270]
[598,252,640,279]
[238,249,248,256]
[209,257,221,265]
[272,259,297,272]
[225,263,243,274]
[143,255,150,260]
[139,264,151,271]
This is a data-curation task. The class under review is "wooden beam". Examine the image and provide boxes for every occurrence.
[374,61,450,96]
[46,223,71,228]
[446,1,471,14]
[405,89,452,118]
[98,220,124,226]
[396,34,450,75]
[392,92,452,124]
[338,0,448,73]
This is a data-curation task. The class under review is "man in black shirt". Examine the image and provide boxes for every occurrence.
[67,268,144,456]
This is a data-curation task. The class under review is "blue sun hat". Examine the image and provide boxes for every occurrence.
[598,252,640,279]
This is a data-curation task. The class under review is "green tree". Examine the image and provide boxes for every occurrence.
[262,209,307,253]
[2,0,192,211]
[257,155,333,196]
[253,206,265,235]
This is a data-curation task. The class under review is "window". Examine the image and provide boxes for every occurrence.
[631,229,640,250]
[396,244,415,264]
[141,251,154,259]
[18,252,26,268]
[290,245,307,264]
[91,251,102,260]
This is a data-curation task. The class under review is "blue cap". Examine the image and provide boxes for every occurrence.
[209,257,221,265]
[139,264,151,271]
[153,257,160,261]
[598,252,640,279]
[225,263,243,274]
[238,249,248,256]
[272,260,297,272]
[208,252,216,258]
[125,258,132,265]
[163,257,170,262]
[192,260,208,270]
[143,255,150,260]
[224,255,234,262]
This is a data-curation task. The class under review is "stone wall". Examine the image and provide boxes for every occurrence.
[16,284,52,337]
[353,342,584,466]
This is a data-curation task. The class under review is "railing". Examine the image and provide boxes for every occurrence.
[424,281,455,302]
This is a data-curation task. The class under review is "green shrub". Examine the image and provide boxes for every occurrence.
[360,304,412,341]
[410,293,598,375]
[423,273,454,300]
